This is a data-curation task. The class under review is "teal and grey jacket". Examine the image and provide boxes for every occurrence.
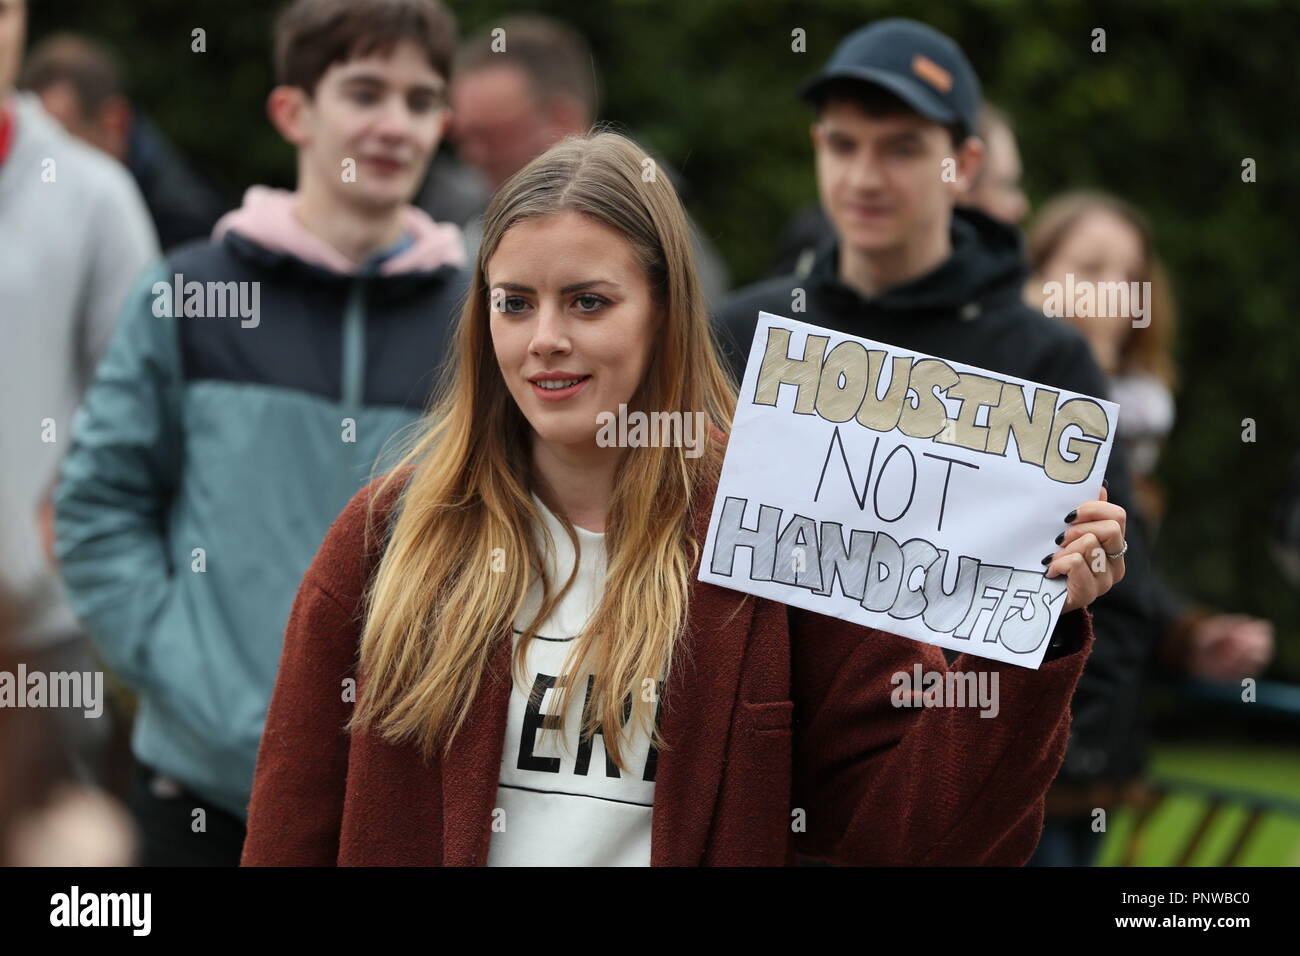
[55,214,469,819]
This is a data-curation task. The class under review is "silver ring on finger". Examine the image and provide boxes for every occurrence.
[1106,540,1128,562]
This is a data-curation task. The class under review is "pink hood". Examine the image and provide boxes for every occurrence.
[212,186,467,275]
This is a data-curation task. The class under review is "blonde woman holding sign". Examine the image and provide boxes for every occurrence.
[241,131,1127,867]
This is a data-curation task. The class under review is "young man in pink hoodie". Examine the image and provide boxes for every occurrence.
[53,0,468,866]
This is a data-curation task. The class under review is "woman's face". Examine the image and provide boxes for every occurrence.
[488,210,660,451]
[1038,209,1146,372]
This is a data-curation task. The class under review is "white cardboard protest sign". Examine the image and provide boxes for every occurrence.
[700,312,1120,668]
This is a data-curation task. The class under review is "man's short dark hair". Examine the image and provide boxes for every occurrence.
[274,0,457,96]
[812,78,968,148]
[455,14,598,119]
[19,33,123,119]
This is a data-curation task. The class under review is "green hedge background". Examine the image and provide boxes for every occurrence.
[27,0,1300,674]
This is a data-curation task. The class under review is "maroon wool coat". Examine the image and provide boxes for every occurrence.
[241,470,1095,867]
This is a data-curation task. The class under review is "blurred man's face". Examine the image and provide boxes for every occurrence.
[962,120,1028,224]
[36,81,127,158]
[35,81,88,134]
[451,64,561,189]
[0,0,26,94]
[812,98,976,259]
[290,40,449,214]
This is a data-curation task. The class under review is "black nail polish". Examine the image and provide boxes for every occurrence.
[1041,554,1054,566]
[1055,532,1065,545]
[1102,478,1109,491]
[1064,509,1077,523]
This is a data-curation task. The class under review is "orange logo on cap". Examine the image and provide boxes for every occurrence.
[912,54,953,93]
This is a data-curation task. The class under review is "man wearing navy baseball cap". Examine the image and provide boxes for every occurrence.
[715,18,1156,866]
[800,17,982,141]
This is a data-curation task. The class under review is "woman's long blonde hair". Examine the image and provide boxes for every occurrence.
[350,130,737,770]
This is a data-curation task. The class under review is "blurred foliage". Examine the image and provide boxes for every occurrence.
[28,0,1300,673]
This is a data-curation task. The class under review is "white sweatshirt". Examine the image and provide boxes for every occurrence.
[486,497,660,866]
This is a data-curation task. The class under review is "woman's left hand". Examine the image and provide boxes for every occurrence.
[1046,485,1128,614]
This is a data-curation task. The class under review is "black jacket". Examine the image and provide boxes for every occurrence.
[714,206,1158,785]
[127,112,229,252]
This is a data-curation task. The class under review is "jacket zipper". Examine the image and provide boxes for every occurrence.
[340,279,366,497]
[341,279,366,412]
